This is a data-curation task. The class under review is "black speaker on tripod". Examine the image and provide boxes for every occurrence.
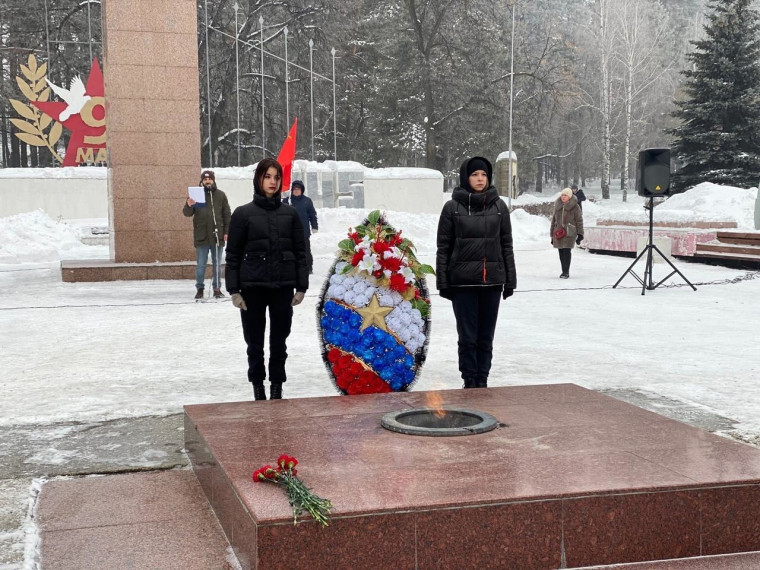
[615,148,696,295]
[637,148,671,197]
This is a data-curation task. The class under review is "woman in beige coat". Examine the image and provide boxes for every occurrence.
[550,188,584,278]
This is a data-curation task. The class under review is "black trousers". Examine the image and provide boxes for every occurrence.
[240,287,294,385]
[305,235,313,272]
[451,286,502,382]
[558,248,572,274]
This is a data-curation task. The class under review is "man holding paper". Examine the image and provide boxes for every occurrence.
[183,170,231,299]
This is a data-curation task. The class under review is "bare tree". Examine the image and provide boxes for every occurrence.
[612,0,673,200]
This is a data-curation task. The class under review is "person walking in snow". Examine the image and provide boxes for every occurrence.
[283,180,318,274]
[183,170,231,300]
[571,183,587,210]
[436,156,517,389]
[225,158,309,401]
[550,187,584,279]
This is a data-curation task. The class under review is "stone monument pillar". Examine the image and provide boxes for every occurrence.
[102,0,201,263]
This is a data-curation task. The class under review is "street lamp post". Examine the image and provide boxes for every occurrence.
[331,48,337,161]
[234,2,241,165]
[507,0,516,209]
[309,39,314,161]
[204,0,212,166]
[284,26,289,128]
[260,15,265,159]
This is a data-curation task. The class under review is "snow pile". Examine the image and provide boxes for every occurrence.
[0,166,107,179]
[584,183,758,228]
[0,210,106,264]
[511,193,552,205]
[197,160,368,180]
[364,167,442,179]
[658,183,757,228]
[510,207,550,244]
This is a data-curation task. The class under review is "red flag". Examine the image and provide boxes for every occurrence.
[276,118,298,193]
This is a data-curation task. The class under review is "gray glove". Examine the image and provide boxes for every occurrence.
[291,291,305,306]
[231,293,247,311]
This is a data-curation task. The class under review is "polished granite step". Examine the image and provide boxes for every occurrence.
[185,384,760,569]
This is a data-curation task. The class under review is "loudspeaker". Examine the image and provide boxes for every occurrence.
[637,148,671,197]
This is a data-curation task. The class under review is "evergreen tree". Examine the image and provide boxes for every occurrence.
[670,0,760,192]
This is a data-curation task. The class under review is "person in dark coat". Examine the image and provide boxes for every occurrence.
[183,170,231,299]
[225,158,308,401]
[550,188,584,279]
[571,183,587,210]
[283,180,318,274]
[436,156,517,389]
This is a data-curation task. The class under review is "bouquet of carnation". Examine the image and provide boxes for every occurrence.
[252,454,333,527]
[337,210,434,317]
[318,210,434,395]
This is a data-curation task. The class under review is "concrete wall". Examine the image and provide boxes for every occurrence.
[1,172,259,220]
[1,166,445,219]
[363,168,444,215]
[0,171,108,219]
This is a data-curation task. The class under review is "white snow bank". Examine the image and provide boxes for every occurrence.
[657,182,757,228]
[0,167,107,179]
[0,210,107,264]
[364,167,443,179]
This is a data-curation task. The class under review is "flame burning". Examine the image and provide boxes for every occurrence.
[425,391,446,418]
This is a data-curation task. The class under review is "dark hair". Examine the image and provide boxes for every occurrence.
[254,158,283,195]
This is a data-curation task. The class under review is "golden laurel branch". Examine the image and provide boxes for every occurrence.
[10,54,63,164]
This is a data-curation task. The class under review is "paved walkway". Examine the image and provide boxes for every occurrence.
[37,470,237,569]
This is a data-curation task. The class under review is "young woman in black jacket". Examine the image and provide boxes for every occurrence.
[436,156,517,389]
[225,158,308,400]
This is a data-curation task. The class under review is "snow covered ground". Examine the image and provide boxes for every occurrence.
[1,183,759,437]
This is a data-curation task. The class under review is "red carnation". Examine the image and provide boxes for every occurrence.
[277,454,298,470]
[349,231,360,244]
[389,273,408,293]
[261,465,279,480]
[351,249,365,266]
[373,239,391,254]
[380,256,402,273]
[373,269,384,279]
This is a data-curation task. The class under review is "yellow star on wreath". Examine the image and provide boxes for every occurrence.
[357,293,394,332]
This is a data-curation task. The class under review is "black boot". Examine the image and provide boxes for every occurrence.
[475,377,488,388]
[462,376,477,389]
[270,382,283,400]
[253,384,267,401]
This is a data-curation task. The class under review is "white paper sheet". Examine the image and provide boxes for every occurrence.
[188,186,206,203]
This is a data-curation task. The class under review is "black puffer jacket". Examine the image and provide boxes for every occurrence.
[436,161,517,291]
[225,183,308,294]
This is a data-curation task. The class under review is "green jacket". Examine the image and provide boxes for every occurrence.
[182,186,231,247]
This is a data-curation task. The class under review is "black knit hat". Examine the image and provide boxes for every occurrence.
[200,170,215,183]
[459,156,493,190]
[291,180,305,192]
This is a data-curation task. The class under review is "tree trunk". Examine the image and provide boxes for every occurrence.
[600,0,611,199]
[535,161,543,193]
[622,61,633,202]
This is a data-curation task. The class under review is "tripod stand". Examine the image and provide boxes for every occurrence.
[613,195,696,295]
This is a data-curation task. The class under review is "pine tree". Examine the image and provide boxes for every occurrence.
[670,0,760,192]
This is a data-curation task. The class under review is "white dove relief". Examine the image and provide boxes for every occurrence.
[46,76,91,122]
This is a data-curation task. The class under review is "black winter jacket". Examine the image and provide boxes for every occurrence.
[436,185,517,291]
[283,193,318,238]
[225,187,308,294]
